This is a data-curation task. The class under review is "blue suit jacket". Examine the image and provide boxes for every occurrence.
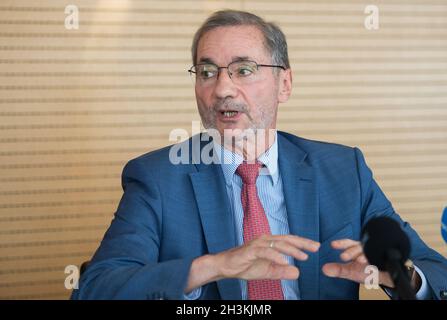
[72,131,447,300]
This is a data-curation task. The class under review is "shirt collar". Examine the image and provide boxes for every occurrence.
[212,131,279,187]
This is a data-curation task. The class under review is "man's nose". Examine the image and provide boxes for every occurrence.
[213,68,238,99]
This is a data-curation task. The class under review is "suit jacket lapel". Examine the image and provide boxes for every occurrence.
[189,134,241,300]
[278,134,320,300]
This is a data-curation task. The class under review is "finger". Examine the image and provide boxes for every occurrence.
[254,247,289,266]
[270,241,309,261]
[340,245,364,262]
[268,235,320,252]
[268,264,300,280]
[322,262,367,284]
[322,263,343,278]
[331,239,360,250]
[322,263,356,281]
[356,254,368,264]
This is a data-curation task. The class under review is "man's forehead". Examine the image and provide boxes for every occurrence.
[196,26,268,63]
[199,26,263,47]
[198,56,253,64]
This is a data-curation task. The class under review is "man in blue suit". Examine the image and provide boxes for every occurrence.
[72,10,447,300]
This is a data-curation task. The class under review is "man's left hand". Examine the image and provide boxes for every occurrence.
[322,239,395,288]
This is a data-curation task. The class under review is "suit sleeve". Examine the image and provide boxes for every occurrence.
[354,147,447,300]
[71,159,195,300]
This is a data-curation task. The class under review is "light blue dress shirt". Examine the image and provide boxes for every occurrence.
[212,134,300,300]
[185,132,429,300]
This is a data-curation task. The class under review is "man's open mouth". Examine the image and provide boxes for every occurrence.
[220,110,239,118]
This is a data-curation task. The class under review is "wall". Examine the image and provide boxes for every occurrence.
[0,0,446,299]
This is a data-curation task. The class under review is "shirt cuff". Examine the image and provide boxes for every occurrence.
[382,264,430,300]
[413,265,430,300]
[183,287,202,300]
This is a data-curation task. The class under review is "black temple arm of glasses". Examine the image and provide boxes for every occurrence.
[257,64,286,70]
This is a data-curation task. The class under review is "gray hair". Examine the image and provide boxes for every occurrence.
[191,10,290,69]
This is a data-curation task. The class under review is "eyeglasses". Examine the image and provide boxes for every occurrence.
[188,60,286,87]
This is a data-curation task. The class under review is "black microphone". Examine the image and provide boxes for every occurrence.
[361,216,416,300]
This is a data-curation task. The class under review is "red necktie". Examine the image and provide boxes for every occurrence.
[236,161,284,300]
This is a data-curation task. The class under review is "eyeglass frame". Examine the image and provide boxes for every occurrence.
[187,60,286,85]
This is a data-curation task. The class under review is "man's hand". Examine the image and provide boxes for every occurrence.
[185,235,320,293]
[215,235,320,280]
[322,239,395,287]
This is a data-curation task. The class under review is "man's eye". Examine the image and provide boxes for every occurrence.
[200,70,216,79]
[237,67,254,76]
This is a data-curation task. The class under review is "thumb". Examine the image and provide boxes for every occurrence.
[322,263,343,278]
[323,262,368,284]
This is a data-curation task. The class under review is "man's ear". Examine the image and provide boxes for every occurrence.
[277,68,292,103]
